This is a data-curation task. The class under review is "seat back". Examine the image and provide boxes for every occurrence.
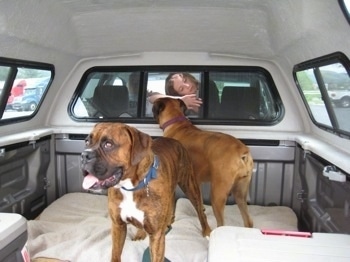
[91,85,129,117]
[208,80,220,117]
[219,84,260,119]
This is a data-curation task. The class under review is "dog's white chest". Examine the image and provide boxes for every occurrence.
[117,179,145,224]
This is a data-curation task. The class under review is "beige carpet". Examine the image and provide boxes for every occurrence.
[27,193,298,262]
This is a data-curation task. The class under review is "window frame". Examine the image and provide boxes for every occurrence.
[68,66,284,126]
[0,57,54,125]
[339,0,350,25]
[293,52,350,139]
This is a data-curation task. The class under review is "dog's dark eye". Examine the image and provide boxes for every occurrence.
[104,141,113,149]
[85,134,92,147]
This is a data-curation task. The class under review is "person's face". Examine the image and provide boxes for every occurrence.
[170,73,198,95]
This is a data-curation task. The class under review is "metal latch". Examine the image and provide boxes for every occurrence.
[29,132,39,149]
[303,150,310,160]
[297,190,307,202]
[43,177,51,190]
[29,139,36,149]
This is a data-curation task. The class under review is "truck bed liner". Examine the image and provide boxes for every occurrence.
[27,193,297,262]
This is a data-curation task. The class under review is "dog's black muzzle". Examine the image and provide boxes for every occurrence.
[81,149,96,166]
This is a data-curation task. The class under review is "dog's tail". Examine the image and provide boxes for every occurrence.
[240,151,254,178]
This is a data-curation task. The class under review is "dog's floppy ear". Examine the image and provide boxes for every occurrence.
[125,125,151,166]
[152,98,166,123]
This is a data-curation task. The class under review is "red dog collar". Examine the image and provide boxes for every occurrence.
[161,116,188,130]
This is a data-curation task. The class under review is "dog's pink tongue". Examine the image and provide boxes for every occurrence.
[83,174,99,190]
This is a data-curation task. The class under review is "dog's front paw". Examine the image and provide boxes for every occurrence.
[133,228,147,241]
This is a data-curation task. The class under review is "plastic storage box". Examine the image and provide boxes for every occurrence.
[208,226,350,261]
[0,213,27,262]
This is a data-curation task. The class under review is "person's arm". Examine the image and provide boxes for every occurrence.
[148,91,202,112]
[147,92,177,103]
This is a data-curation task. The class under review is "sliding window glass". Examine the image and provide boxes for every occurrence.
[72,71,141,119]
[208,71,281,122]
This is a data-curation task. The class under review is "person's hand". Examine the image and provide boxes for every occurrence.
[181,94,202,112]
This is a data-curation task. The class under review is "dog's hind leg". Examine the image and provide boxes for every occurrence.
[210,182,228,227]
[178,177,211,237]
[232,176,253,228]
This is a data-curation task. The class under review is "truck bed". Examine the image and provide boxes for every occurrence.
[27,193,297,262]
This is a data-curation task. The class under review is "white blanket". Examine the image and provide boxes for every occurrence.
[27,193,298,262]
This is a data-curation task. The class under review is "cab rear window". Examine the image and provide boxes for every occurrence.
[70,67,283,125]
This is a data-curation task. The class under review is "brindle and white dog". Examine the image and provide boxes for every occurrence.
[81,123,211,262]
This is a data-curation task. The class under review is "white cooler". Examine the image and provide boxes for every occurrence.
[208,226,350,262]
[0,213,28,262]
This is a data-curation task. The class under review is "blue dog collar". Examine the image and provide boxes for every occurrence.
[121,155,159,192]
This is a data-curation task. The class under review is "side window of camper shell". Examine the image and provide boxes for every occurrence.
[0,58,53,123]
[294,52,350,138]
[70,67,282,125]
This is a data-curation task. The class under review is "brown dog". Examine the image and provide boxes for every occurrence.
[81,122,211,262]
[152,98,254,228]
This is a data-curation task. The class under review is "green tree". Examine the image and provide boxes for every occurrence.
[17,68,50,78]
[0,66,50,81]
[296,71,314,90]
[0,66,10,81]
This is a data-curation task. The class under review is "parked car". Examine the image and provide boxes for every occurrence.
[328,88,350,108]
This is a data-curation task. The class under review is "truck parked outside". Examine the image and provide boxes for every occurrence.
[12,77,50,111]
[5,79,26,110]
